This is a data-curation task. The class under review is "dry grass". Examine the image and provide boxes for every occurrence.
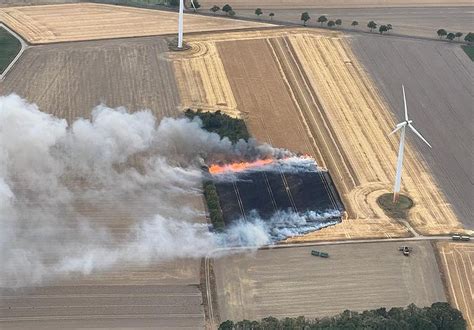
[171,28,465,239]
[0,3,273,44]
[436,242,474,329]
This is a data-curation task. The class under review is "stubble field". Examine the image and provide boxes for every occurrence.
[0,37,180,122]
[0,3,273,44]
[172,28,465,239]
[437,242,474,329]
[214,241,446,322]
[0,34,209,328]
[0,261,205,329]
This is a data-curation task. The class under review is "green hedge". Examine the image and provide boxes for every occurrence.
[203,180,225,231]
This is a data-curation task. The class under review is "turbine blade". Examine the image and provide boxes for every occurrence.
[388,125,403,136]
[402,84,408,121]
[408,124,432,148]
[389,123,406,136]
[190,0,196,9]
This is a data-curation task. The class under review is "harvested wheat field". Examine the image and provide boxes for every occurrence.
[0,3,273,44]
[0,261,206,329]
[437,242,474,329]
[215,242,446,321]
[172,28,465,238]
[0,37,180,123]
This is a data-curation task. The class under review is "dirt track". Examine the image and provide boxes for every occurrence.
[437,242,474,329]
[172,28,465,238]
[0,3,273,44]
[0,37,180,123]
[214,241,446,321]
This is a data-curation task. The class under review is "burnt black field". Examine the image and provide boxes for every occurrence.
[212,160,343,227]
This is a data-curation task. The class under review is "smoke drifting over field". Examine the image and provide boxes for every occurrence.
[0,94,333,287]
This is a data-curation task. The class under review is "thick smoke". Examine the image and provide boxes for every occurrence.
[0,94,333,287]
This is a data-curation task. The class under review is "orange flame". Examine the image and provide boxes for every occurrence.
[209,158,274,174]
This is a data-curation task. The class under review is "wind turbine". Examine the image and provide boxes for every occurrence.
[177,0,196,49]
[389,85,432,203]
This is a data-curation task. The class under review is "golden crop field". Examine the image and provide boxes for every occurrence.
[172,28,465,239]
[437,242,474,329]
[0,3,273,44]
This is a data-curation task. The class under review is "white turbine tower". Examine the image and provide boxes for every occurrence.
[389,85,432,203]
[177,0,196,49]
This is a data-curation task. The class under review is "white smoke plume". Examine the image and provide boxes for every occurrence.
[0,94,335,287]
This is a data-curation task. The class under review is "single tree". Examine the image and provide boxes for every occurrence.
[317,15,328,26]
[387,23,393,32]
[301,12,310,26]
[379,25,388,34]
[454,32,463,41]
[465,32,473,43]
[222,4,232,13]
[446,32,455,41]
[437,29,447,38]
[210,5,220,14]
[269,12,275,20]
[335,18,342,27]
[327,20,335,28]
[191,0,200,11]
[351,20,359,28]
[255,8,263,17]
[228,9,235,17]
[367,21,377,32]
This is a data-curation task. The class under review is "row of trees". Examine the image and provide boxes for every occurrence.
[299,14,392,35]
[219,303,466,330]
[199,5,473,43]
[210,4,236,17]
[437,29,473,42]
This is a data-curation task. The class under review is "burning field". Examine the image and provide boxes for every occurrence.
[208,157,343,241]
[0,94,324,288]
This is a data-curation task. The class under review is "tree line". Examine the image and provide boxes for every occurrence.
[185,3,473,43]
[437,30,473,42]
[219,302,466,330]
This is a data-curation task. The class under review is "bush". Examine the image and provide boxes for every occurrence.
[184,109,249,143]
